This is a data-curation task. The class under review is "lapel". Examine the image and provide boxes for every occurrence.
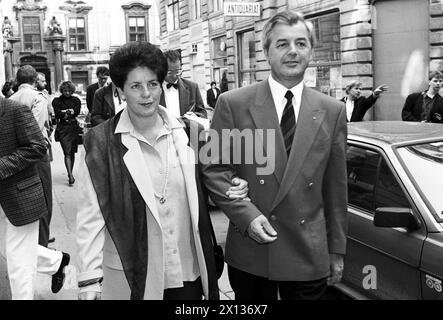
[178,78,190,115]
[271,87,326,210]
[248,80,286,184]
[104,85,115,114]
[170,124,200,231]
[120,133,161,226]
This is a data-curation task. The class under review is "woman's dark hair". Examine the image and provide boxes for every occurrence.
[59,80,76,94]
[109,42,168,89]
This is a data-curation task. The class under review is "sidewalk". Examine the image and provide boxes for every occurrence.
[1,141,234,300]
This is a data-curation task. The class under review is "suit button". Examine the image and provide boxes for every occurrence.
[259,179,265,185]
[300,220,305,225]
[270,215,277,221]
[308,182,314,188]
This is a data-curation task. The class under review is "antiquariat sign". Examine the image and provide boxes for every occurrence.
[224,2,261,17]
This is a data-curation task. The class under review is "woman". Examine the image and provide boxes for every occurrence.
[52,81,81,185]
[76,42,248,300]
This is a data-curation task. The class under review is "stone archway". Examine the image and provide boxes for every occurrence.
[20,55,52,94]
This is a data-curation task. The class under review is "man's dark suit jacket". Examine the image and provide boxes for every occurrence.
[0,98,48,226]
[402,92,443,123]
[340,94,378,122]
[160,78,207,118]
[86,82,100,113]
[206,87,221,109]
[90,84,115,127]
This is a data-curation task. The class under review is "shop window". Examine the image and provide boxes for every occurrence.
[68,17,87,51]
[22,16,42,51]
[238,30,256,87]
[71,71,88,94]
[305,11,342,98]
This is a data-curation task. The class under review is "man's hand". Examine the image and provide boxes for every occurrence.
[247,215,277,244]
[373,84,389,96]
[327,254,344,286]
[227,177,250,201]
[78,291,101,300]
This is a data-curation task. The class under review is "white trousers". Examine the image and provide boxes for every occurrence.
[0,205,62,300]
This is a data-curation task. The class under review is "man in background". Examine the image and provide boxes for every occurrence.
[86,66,109,113]
[206,81,221,109]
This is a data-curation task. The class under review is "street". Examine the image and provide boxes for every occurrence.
[0,139,234,300]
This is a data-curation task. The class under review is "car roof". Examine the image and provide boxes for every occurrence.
[348,121,443,146]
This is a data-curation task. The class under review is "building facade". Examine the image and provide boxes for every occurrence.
[158,0,443,120]
[1,0,161,94]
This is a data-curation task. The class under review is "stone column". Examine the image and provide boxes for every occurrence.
[4,46,13,81]
[44,35,66,89]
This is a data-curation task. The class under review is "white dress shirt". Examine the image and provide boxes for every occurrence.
[268,75,304,124]
[162,81,181,118]
[344,97,354,122]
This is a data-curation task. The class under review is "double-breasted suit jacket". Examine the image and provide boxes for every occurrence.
[0,98,48,226]
[160,78,207,118]
[202,80,348,281]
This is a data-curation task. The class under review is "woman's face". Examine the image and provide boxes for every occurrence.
[62,88,72,98]
[118,66,162,120]
[348,85,362,100]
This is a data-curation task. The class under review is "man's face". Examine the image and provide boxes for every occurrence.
[36,74,47,91]
[165,59,182,84]
[265,22,313,88]
[98,73,109,87]
[429,76,442,93]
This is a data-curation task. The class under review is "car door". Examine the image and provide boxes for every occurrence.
[343,143,426,299]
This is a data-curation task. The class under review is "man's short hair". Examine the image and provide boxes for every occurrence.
[16,65,37,86]
[429,70,443,80]
[164,49,181,63]
[210,81,216,87]
[345,80,362,94]
[262,10,316,54]
[36,72,45,79]
[96,66,109,77]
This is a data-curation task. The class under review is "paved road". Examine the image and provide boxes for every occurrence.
[1,140,234,300]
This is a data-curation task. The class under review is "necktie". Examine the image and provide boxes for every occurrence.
[166,83,178,89]
[280,91,296,157]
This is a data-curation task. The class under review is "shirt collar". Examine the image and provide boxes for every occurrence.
[268,74,304,107]
[18,83,36,91]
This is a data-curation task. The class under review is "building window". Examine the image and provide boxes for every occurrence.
[190,0,201,20]
[210,0,224,12]
[68,17,86,51]
[71,70,88,94]
[123,3,150,43]
[211,36,227,85]
[167,0,180,31]
[22,16,42,51]
[238,30,256,87]
[128,17,146,42]
[305,11,342,98]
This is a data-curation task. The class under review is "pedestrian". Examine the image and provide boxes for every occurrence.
[220,70,228,93]
[90,80,126,127]
[202,10,348,300]
[1,80,14,98]
[9,65,53,247]
[86,66,109,113]
[160,49,207,118]
[76,42,249,300]
[206,81,221,109]
[340,81,389,122]
[52,81,81,186]
[0,97,70,299]
[402,70,443,123]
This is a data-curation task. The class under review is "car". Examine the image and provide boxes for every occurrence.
[333,121,443,300]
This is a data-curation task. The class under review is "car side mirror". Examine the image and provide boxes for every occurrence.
[374,207,419,230]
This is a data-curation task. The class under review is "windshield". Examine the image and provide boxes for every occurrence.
[397,141,443,221]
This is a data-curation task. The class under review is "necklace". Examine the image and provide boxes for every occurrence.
[153,133,170,204]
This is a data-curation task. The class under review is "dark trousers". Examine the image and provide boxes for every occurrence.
[163,277,203,300]
[35,159,52,247]
[228,265,327,300]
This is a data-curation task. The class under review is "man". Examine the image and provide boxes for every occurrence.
[86,66,109,113]
[402,70,443,123]
[0,97,70,299]
[206,81,221,109]
[202,10,348,300]
[340,80,388,122]
[10,66,52,247]
[160,49,207,118]
[90,81,126,127]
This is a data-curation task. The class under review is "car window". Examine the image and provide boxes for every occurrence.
[375,158,411,209]
[346,146,380,212]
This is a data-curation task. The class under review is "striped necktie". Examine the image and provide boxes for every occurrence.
[280,90,296,157]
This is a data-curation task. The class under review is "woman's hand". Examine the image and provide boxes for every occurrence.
[226,177,250,201]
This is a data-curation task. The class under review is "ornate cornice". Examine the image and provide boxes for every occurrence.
[13,0,46,12]
[122,2,151,10]
[59,5,93,14]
